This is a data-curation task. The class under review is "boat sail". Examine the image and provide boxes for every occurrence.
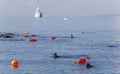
[34,5,42,18]
[64,17,68,20]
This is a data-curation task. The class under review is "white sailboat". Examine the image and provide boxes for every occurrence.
[34,5,42,18]
[64,17,68,20]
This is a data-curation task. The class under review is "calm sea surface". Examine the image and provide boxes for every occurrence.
[0,16,120,74]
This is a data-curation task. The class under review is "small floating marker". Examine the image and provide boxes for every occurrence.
[29,38,37,42]
[23,32,29,35]
[11,59,19,69]
[77,58,86,64]
[86,56,91,60]
[50,36,56,40]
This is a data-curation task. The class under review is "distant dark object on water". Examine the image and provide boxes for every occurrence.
[24,35,36,37]
[82,32,84,34]
[107,45,118,48]
[71,33,73,39]
[24,35,29,37]
[40,12,43,18]
[2,35,13,38]
[31,35,36,37]
[53,52,60,59]
[0,33,14,38]
[8,39,24,41]
[86,63,93,68]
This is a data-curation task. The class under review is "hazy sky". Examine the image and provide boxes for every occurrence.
[0,0,120,17]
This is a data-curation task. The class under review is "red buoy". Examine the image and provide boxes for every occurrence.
[77,58,86,64]
[29,38,37,42]
[50,36,56,40]
[86,56,91,60]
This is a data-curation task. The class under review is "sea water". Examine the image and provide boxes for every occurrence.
[0,16,120,74]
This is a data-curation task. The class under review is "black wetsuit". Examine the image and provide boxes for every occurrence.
[53,53,60,59]
[86,63,93,68]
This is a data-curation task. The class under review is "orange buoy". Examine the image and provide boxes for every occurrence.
[23,32,29,35]
[77,58,86,64]
[11,59,19,66]
[50,36,56,40]
[29,38,37,42]
[86,56,91,60]
[11,59,19,69]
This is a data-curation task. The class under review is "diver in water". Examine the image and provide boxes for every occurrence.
[86,63,93,68]
[53,52,60,59]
